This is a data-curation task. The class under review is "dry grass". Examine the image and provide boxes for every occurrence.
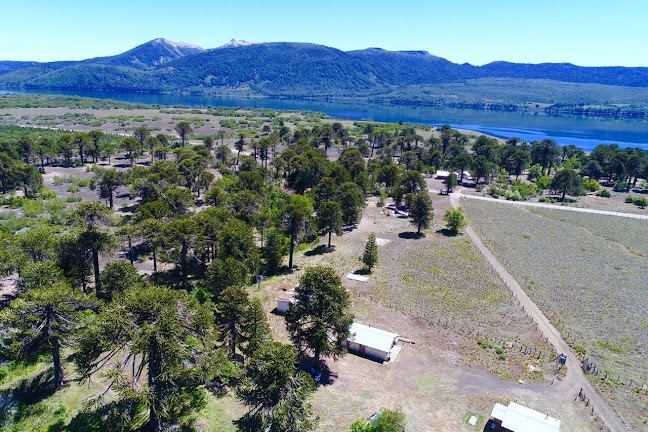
[462,198,648,429]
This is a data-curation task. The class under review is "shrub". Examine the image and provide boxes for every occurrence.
[39,188,57,199]
[583,179,600,192]
[613,180,631,192]
[488,185,502,198]
[527,164,543,181]
[627,196,648,208]
[504,190,522,201]
[596,189,611,198]
[536,175,551,190]
[67,184,80,193]
[66,195,83,203]
[76,178,92,188]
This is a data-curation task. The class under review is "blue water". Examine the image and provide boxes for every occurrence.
[2,88,647,151]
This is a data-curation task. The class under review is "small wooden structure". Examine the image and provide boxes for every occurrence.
[276,291,297,314]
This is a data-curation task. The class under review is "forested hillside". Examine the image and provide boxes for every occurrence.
[2,40,648,109]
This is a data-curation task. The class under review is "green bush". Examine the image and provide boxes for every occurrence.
[66,195,83,203]
[626,196,648,208]
[39,188,57,199]
[67,184,80,193]
[21,199,46,217]
[504,190,522,201]
[583,178,600,192]
[596,189,611,198]
[488,185,502,198]
[613,180,631,192]
[536,175,551,190]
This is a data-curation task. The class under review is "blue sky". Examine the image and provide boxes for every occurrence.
[2,0,646,66]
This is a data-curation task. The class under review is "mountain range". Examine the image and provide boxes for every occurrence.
[2,38,648,108]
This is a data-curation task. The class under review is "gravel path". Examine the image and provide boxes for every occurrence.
[450,193,629,432]
[453,192,648,220]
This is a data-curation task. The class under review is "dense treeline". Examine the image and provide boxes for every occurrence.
[1,112,647,430]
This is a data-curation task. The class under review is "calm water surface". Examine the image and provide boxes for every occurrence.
[3,89,647,151]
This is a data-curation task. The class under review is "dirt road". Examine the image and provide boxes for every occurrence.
[452,192,648,220]
[449,193,629,432]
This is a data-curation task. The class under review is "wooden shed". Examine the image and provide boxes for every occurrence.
[276,291,297,314]
[343,322,399,362]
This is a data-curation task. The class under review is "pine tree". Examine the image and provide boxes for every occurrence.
[285,266,353,365]
[243,298,272,358]
[363,233,378,272]
[408,191,433,234]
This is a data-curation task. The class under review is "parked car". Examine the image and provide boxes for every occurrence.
[296,363,321,382]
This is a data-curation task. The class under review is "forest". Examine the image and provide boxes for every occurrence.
[1,98,648,430]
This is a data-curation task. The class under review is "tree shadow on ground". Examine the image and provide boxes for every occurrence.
[436,228,460,237]
[352,269,371,276]
[398,231,424,240]
[304,245,335,256]
[309,360,338,387]
[11,368,56,409]
[49,399,146,432]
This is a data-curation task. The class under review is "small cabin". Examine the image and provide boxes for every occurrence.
[276,291,297,314]
[487,402,560,432]
[343,322,399,362]
[435,170,450,180]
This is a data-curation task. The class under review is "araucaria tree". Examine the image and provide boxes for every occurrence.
[175,121,193,146]
[235,342,318,432]
[285,266,353,365]
[70,201,113,293]
[283,195,313,270]
[408,191,433,234]
[215,285,252,357]
[551,168,583,200]
[1,283,92,390]
[316,201,342,248]
[363,233,378,271]
[76,286,224,432]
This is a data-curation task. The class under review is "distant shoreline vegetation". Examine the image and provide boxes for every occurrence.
[3,90,648,122]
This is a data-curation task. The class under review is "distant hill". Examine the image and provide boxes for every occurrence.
[82,38,205,69]
[2,39,648,108]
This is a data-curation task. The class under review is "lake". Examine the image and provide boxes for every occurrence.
[3,88,647,151]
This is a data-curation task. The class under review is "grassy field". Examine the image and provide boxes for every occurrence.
[462,198,648,429]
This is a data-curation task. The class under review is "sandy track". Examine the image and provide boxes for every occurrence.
[453,192,648,220]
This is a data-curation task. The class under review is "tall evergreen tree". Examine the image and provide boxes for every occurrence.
[285,266,353,365]
[363,233,378,271]
[1,283,92,389]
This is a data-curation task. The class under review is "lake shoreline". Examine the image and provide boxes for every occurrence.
[2,89,647,151]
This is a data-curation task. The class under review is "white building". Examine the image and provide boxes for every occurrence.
[435,170,451,180]
[490,402,561,432]
[276,291,297,314]
[343,322,399,362]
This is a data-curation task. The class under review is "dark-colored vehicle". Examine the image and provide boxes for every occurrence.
[296,363,321,382]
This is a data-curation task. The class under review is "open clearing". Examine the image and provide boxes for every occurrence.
[462,197,648,430]
[199,195,599,431]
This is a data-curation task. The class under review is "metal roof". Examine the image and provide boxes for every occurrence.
[491,402,560,432]
[347,322,398,353]
[277,291,297,302]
